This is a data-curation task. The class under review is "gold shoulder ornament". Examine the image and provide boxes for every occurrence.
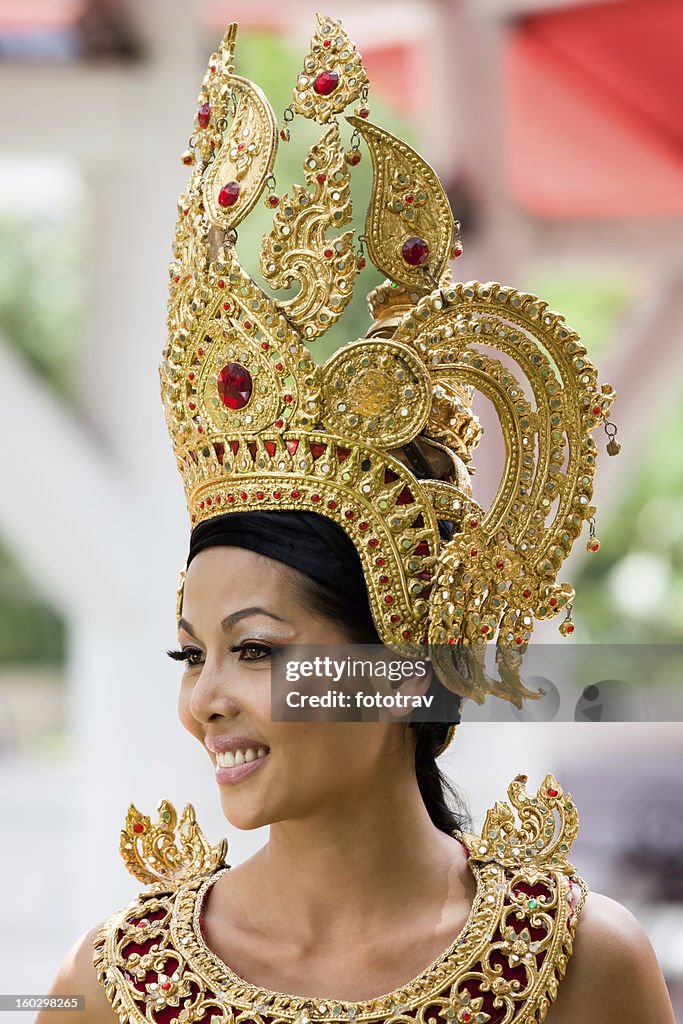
[94,775,587,1024]
[161,15,619,708]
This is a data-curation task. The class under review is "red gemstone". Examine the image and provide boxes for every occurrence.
[566,623,575,633]
[593,406,601,414]
[311,494,320,502]
[516,636,523,644]
[217,362,253,410]
[470,548,478,557]
[218,181,241,208]
[291,489,300,498]
[256,491,264,500]
[268,195,279,207]
[323,39,331,47]
[310,442,327,459]
[317,173,327,184]
[414,541,430,556]
[402,630,412,639]
[240,491,248,501]
[376,558,385,566]
[368,538,379,547]
[198,102,211,129]
[358,257,366,268]
[402,236,429,266]
[264,440,277,457]
[496,559,503,569]
[359,522,369,530]
[161,982,171,991]
[286,439,299,455]
[549,597,557,606]
[470,519,479,528]
[344,510,354,519]
[481,625,489,633]
[390,614,400,624]
[348,151,361,166]
[206,497,212,506]
[405,194,414,204]
[379,575,389,585]
[523,588,531,598]
[133,823,144,834]
[337,447,351,462]
[548,787,559,797]
[313,71,339,95]
[327,500,337,509]
[273,490,281,499]
[358,107,370,118]
[384,468,399,484]
[396,485,415,505]
[384,595,394,604]
[324,249,334,259]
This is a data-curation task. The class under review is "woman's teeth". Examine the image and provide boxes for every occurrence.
[216,747,268,768]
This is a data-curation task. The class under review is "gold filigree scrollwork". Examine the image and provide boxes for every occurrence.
[203,71,278,231]
[119,800,228,887]
[462,773,580,875]
[260,123,359,340]
[347,115,456,290]
[292,13,368,123]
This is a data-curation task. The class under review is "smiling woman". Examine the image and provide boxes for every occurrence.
[38,11,674,1024]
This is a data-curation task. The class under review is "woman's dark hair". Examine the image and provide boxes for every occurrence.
[287,565,471,836]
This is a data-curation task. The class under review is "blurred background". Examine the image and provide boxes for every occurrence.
[0,0,682,1018]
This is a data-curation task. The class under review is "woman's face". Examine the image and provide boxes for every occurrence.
[176,545,424,830]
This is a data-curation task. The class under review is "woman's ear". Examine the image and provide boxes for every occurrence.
[385,659,434,721]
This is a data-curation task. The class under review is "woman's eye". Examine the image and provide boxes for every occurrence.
[232,642,272,661]
[166,647,203,666]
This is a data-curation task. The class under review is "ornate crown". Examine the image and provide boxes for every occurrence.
[160,15,618,706]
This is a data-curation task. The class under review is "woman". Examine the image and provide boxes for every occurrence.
[41,14,675,1024]
[43,510,674,1024]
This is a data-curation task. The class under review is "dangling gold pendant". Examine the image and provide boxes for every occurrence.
[607,438,621,455]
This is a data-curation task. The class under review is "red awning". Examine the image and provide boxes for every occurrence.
[505,0,683,218]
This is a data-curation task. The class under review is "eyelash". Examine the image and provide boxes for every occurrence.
[166,642,272,667]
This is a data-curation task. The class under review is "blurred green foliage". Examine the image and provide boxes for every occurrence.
[0,212,83,400]
[0,209,82,665]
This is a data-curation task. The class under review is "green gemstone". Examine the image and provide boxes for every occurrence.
[528,898,538,909]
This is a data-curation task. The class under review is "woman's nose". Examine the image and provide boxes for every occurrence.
[188,657,241,724]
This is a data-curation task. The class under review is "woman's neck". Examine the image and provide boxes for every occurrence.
[226,773,470,947]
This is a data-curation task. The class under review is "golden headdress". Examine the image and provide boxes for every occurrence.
[160,15,618,707]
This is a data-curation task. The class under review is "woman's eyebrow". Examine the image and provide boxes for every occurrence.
[178,607,288,637]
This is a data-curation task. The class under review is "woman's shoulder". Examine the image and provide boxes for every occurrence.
[546,889,675,1023]
[39,923,120,1024]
